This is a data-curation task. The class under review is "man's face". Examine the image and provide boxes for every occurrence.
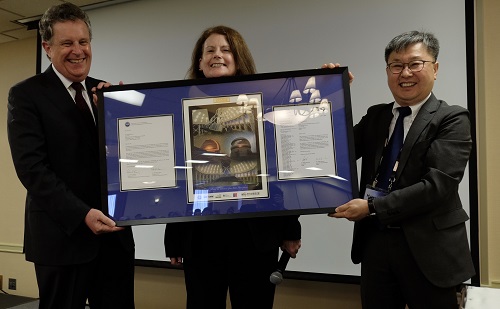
[42,19,92,82]
[386,42,439,106]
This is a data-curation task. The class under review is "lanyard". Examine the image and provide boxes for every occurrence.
[372,136,404,192]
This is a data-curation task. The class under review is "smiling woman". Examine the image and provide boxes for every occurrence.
[162,24,303,309]
[199,33,236,78]
[187,25,256,79]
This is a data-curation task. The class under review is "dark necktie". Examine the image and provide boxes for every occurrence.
[377,106,412,190]
[71,82,95,127]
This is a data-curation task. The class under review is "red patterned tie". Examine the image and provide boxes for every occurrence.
[71,82,95,127]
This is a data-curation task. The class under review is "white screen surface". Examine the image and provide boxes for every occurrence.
[41,0,471,278]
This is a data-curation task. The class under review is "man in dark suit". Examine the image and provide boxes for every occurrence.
[330,31,475,309]
[7,3,134,308]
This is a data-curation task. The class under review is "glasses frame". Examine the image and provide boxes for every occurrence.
[386,60,436,74]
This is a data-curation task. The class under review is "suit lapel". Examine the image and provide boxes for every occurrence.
[396,94,440,179]
[41,66,80,119]
[85,79,99,124]
[372,104,395,175]
[41,66,98,150]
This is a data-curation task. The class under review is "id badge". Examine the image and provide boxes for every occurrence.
[364,185,388,200]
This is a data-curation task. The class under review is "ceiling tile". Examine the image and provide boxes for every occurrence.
[0,33,16,44]
[3,27,37,40]
[71,0,115,6]
[0,0,134,45]
[0,8,22,31]
[0,0,62,18]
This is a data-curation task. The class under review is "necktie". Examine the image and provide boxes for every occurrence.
[377,106,412,190]
[71,82,95,127]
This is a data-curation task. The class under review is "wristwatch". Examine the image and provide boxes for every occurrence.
[367,197,376,214]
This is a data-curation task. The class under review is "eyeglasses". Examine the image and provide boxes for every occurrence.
[386,60,435,74]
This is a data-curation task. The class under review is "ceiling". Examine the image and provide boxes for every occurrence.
[0,0,132,44]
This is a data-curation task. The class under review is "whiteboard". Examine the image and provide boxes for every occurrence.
[40,0,473,279]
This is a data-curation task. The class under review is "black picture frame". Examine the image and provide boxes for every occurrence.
[98,67,358,226]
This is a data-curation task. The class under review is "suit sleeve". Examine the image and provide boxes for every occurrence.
[282,215,301,241]
[7,82,91,236]
[375,104,472,224]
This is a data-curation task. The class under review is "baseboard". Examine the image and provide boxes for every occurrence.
[489,281,500,288]
[0,243,23,254]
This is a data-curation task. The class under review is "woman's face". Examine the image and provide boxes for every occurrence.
[199,33,237,78]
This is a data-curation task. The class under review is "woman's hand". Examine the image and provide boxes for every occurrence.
[170,257,183,266]
[281,239,302,258]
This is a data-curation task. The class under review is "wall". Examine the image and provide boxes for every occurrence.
[477,0,500,288]
[1,0,500,307]
[0,36,38,297]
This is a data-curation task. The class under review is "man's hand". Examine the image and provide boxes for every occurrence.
[321,63,354,85]
[84,208,124,234]
[281,239,301,258]
[328,198,370,221]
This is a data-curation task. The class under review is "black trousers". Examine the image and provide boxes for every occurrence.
[360,227,458,309]
[35,233,135,309]
[182,221,278,309]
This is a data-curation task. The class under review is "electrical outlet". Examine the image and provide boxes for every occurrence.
[8,278,16,290]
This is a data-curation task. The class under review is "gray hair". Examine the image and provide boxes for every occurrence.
[39,2,92,43]
[384,31,439,63]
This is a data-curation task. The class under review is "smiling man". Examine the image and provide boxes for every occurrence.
[329,31,474,309]
[42,17,92,82]
[7,3,134,308]
[386,41,438,107]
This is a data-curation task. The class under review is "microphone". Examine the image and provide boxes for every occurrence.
[269,251,291,285]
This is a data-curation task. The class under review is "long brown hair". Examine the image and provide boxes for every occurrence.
[187,25,256,79]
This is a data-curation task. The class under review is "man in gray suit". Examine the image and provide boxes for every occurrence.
[330,31,475,309]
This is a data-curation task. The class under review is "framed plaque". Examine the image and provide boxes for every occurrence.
[98,67,358,226]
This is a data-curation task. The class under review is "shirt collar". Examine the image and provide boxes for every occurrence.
[393,92,431,117]
[52,64,87,91]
